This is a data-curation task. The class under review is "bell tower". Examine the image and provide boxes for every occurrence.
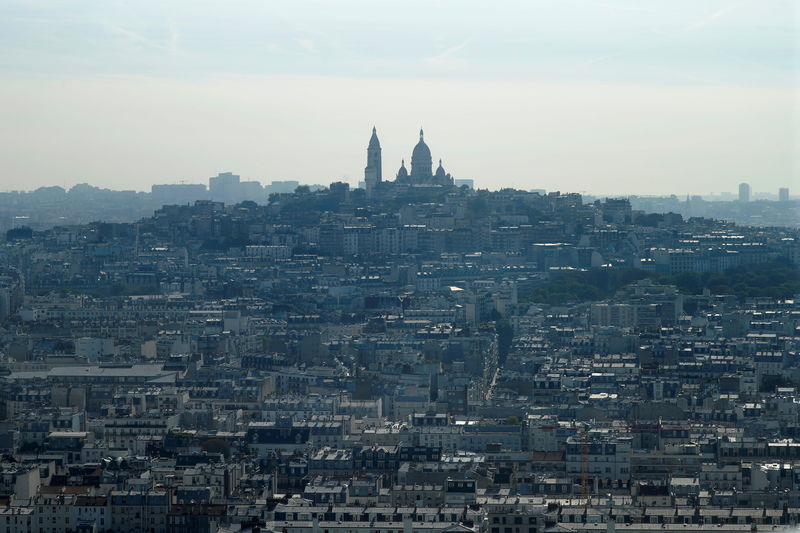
[365,126,382,196]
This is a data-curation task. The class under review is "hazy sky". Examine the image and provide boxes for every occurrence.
[0,0,797,195]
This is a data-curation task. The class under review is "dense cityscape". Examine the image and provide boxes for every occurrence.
[0,128,797,533]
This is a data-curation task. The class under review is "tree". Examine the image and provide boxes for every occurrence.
[496,320,514,364]
[294,185,311,194]
[760,375,797,393]
[6,226,32,241]
[18,442,39,453]
[201,438,231,458]
[466,196,489,219]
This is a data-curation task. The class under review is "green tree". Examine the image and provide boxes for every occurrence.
[496,320,514,364]
[201,438,231,458]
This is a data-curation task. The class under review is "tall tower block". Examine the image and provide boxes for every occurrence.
[739,182,750,202]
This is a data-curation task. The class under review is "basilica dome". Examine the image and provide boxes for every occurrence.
[410,129,432,180]
[412,129,431,161]
[397,159,409,181]
[435,159,446,179]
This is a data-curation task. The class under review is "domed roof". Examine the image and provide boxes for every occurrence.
[412,129,431,162]
[435,158,446,178]
[397,159,408,178]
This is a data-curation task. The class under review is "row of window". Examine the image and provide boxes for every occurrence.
[490,527,537,533]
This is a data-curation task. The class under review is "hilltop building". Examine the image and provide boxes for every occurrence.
[365,128,455,193]
[364,127,383,196]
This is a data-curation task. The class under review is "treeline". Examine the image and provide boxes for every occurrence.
[523,268,649,305]
[36,283,159,298]
[664,260,800,299]
[523,259,799,305]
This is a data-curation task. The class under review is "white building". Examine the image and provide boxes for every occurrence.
[566,433,632,483]
[74,337,116,361]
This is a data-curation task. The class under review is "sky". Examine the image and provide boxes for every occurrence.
[0,0,797,195]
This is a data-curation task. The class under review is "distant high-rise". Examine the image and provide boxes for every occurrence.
[208,172,264,204]
[209,172,241,204]
[738,182,750,202]
[151,183,209,204]
[364,127,382,196]
[779,187,789,202]
[267,180,300,194]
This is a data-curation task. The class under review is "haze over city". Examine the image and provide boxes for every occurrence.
[4,3,800,532]
[1,0,797,195]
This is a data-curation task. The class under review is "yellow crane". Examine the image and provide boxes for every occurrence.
[580,427,591,508]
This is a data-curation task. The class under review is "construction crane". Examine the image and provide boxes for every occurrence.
[580,426,591,508]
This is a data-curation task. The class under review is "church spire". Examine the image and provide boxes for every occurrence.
[420,128,424,140]
[369,127,380,148]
